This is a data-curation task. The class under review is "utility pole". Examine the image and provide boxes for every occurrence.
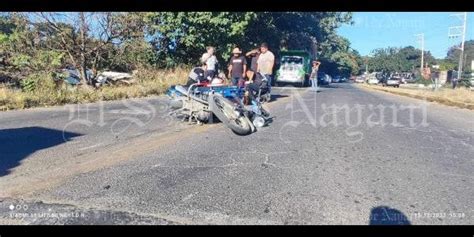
[365,58,368,74]
[449,12,467,80]
[415,33,424,76]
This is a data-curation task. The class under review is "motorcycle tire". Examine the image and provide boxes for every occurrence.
[209,94,252,136]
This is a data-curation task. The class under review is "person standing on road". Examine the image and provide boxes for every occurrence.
[256,43,275,88]
[310,60,321,91]
[452,73,459,89]
[201,46,218,79]
[228,47,247,87]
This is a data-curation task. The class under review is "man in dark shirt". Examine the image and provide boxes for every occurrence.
[228,47,247,87]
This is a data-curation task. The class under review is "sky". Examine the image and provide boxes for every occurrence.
[338,12,474,59]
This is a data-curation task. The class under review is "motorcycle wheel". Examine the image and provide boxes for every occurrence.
[209,94,252,136]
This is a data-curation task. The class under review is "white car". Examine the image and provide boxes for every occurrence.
[355,76,365,83]
[367,78,379,84]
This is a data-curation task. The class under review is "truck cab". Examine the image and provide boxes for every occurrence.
[275,50,311,87]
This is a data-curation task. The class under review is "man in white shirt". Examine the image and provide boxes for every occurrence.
[256,43,275,88]
[201,46,218,79]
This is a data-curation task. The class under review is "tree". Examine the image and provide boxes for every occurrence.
[0,14,65,76]
[146,12,353,69]
[146,12,257,68]
[30,12,149,85]
[367,46,436,73]
[437,58,457,71]
[1,12,356,87]
[446,40,474,73]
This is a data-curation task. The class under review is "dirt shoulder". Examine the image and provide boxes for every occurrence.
[356,84,474,110]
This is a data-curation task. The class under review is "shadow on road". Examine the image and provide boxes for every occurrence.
[270,94,289,102]
[369,206,411,225]
[318,83,348,89]
[0,126,82,177]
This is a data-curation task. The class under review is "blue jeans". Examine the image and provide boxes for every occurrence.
[206,70,216,79]
[311,75,318,88]
[264,74,273,90]
[231,76,245,87]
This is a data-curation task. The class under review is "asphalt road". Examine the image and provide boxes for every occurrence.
[0,83,473,225]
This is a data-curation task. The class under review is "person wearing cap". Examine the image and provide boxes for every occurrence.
[256,43,275,88]
[227,47,247,87]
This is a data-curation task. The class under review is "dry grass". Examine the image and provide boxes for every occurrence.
[358,84,474,110]
[0,67,189,111]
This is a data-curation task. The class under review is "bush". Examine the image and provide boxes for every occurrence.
[0,67,190,111]
[413,75,432,86]
[458,78,472,88]
[20,77,36,92]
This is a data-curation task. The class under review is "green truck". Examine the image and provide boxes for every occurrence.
[275,50,312,87]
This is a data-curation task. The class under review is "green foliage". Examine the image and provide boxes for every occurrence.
[413,75,432,86]
[19,72,58,93]
[146,12,257,67]
[367,46,436,73]
[20,77,36,92]
[437,59,457,71]
[146,12,353,70]
[446,40,474,71]
[1,12,355,89]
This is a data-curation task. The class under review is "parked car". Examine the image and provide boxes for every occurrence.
[332,76,341,83]
[317,72,331,86]
[355,75,365,83]
[403,73,417,83]
[366,72,379,84]
[367,78,379,84]
[327,74,333,84]
[382,75,401,87]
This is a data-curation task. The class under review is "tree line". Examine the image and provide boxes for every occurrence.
[365,41,473,79]
[0,12,363,87]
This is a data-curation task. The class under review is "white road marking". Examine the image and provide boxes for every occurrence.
[79,143,104,151]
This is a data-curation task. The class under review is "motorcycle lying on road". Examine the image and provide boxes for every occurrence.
[166,74,271,135]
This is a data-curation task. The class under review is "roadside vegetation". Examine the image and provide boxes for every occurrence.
[364,41,474,82]
[0,12,363,111]
[0,67,188,110]
[359,83,474,110]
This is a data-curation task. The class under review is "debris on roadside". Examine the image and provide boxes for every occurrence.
[95,71,136,87]
[54,68,136,88]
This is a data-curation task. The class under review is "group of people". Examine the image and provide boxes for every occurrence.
[185,43,275,100]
